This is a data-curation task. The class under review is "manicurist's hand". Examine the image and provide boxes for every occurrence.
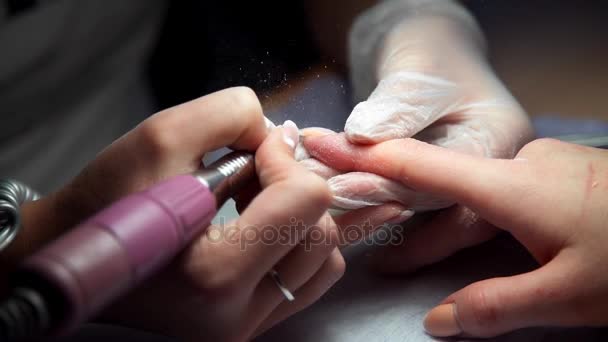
[100,117,403,341]
[305,134,608,337]
[102,119,344,341]
[2,87,270,266]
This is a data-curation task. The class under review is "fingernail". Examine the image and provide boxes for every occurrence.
[386,209,415,224]
[282,120,299,149]
[299,127,335,138]
[423,303,462,337]
[264,117,276,132]
[294,143,310,161]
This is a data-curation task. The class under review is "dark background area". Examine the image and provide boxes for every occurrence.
[148,0,608,121]
[148,0,319,109]
[468,0,608,120]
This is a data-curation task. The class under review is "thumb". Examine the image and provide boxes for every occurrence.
[424,256,576,338]
[345,72,460,144]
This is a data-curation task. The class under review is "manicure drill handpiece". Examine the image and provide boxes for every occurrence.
[0,152,255,341]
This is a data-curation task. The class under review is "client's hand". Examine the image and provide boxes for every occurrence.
[305,134,608,337]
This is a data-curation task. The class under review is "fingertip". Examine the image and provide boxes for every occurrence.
[220,86,269,151]
[258,120,299,158]
[302,133,359,171]
[255,122,302,187]
[301,133,334,152]
[345,97,417,144]
[283,120,299,150]
[264,117,277,132]
[344,131,378,145]
[424,303,462,337]
[385,209,415,225]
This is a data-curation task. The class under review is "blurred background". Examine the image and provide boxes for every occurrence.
[149,0,608,122]
[472,1,608,122]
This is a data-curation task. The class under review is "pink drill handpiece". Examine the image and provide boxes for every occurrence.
[0,152,255,341]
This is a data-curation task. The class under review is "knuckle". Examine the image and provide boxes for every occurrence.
[136,115,176,158]
[465,287,500,332]
[517,138,561,158]
[226,87,262,120]
[255,142,279,171]
[181,242,245,300]
[398,137,428,152]
[394,138,429,161]
[255,147,299,184]
[188,262,243,300]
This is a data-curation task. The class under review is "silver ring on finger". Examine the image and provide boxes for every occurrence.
[268,269,295,302]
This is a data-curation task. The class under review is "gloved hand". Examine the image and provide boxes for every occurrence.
[299,0,533,212]
[297,0,535,276]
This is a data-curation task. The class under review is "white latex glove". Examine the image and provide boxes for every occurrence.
[298,0,535,276]
[301,0,533,211]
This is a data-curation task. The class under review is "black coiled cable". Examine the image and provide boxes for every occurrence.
[0,180,40,252]
[0,288,49,341]
[0,181,44,340]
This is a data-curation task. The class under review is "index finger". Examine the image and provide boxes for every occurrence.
[306,134,516,200]
[130,87,271,166]
[55,87,273,225]
[304,134,532,231]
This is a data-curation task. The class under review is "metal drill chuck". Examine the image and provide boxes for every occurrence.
[194,152,256,206]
